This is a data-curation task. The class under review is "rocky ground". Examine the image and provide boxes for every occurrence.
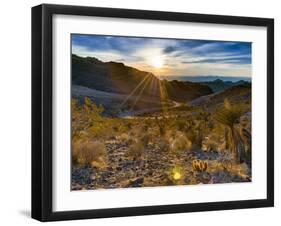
[71,139,251,190]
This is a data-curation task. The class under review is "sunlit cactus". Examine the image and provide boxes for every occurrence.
[192,159,208,172]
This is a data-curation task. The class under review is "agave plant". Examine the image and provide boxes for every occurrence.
[214,99,246,163]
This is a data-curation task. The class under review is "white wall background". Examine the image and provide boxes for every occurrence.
[0,0,279,225]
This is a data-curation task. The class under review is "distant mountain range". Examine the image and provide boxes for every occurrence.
[72,54,213,103]
[162,75,251,83]
[200,79,251,93]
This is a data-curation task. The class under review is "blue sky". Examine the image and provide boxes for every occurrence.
[72,34,252,77]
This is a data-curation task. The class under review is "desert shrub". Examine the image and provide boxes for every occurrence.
[118,133,130,142]
[231,163,251,179]
[168,132,192,153]
[214,99,247,163]
[89,121,113,139]
[144,118,152,127]
[214,99,244,127]
[140,134,150,147]
[141,119,153,132]
[174,119,189,132]
[88,118,131,139]
[117,122,131,133]
[126,121,132,130]
[129,126,143,137]
[72,140,107,168]
[157,137,169,152]
[201,125,225,151]
[185,130,202,150]
[126,139,145,159]
[72,97,104,140]
[154,115,167,136]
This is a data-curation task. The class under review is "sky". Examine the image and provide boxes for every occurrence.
[72,34,252,77]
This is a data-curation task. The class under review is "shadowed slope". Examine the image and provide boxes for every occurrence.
[72,54,213,103]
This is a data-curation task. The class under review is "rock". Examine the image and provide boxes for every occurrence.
[196,172,211,184]
[116,166,122,171]
[145,170,153,176]
[128,177,144,187]
[107,166,113,171]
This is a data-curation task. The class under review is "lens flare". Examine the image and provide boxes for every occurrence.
[151,56,164,68]
[173,171,182,180]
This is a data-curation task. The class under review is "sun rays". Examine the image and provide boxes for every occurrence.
[117,52,170,113]
[119,74,151,109]
[118,71,171,113]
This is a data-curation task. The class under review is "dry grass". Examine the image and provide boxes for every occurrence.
[140,134,150,147]
[118,133,130,142]
[71,97,252,188]
[126,139,145,159]
[167,132,192,153]
[157,137,169,152]
[72,140,107,168]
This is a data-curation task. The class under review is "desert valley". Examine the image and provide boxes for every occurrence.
[71,54,252,190]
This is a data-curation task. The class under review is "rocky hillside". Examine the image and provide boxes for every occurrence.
[190,84,251,109]
[72,54,213,102]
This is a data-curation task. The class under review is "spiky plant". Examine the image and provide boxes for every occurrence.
[214,99,246,163]
[241,127,252,164]
[154,115,167,136]
[192,159,208,172]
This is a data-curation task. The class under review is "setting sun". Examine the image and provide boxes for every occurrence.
[151,56,164,68]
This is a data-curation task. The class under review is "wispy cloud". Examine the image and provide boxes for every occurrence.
[163,46,178,54]
[72,34,252,77]
[182,56,251,65]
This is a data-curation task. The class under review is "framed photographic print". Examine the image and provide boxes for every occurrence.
[32,4,274,221]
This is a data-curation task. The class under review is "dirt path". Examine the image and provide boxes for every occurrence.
[119,101,182,118]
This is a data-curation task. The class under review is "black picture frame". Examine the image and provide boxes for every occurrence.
[32,4,274,222]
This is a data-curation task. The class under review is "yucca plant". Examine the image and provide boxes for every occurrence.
[214,99,246,163]
[154,115,167,136]
[240,127,252,164]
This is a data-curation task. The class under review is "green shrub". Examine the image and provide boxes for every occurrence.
[72,97,104,140]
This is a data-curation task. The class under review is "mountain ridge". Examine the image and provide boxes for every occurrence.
[200,79,251,93]
[72,54,213,102]
[162,75,251,83]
